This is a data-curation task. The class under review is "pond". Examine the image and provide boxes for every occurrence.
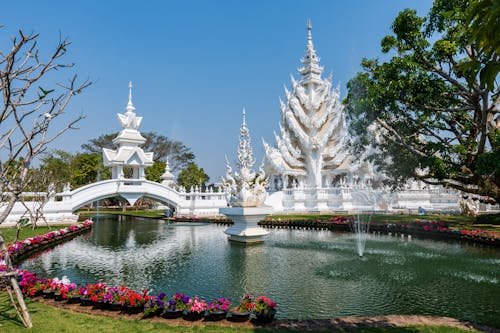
[20,215,500,327]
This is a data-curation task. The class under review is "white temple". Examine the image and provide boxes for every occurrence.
[102,82,154,180]
[263,21,463,213]
[264,19,353,190]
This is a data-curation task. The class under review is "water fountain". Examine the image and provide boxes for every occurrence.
[350,190,377,257]
[350,212,372,257]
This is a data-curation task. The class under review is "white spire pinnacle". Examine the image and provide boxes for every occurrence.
[299,19,323,85]
[126,80,136,113]
[118,81,141,129]
[307,18,313,49]
[129,81,133,101]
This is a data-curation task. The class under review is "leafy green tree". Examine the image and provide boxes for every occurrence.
[72,153,109,187]
[40,150,74,190]
[344,0,499,201]
[81,132,194,173]
[177,162,209,190]
[466,0,500,90]
[145,161,166,183]
[39,150,110,189]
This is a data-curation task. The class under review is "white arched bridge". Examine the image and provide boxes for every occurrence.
[2,179,227,226]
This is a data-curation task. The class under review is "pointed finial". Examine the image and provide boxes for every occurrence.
[125,80,136,113]
[242,108,246,125]
[299,19,323,84]
[128,81,133,105]
[307,19,313,48]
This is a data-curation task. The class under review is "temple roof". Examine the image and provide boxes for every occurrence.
[103,147,153,166]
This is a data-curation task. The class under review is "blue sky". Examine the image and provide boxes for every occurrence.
[1,0,433,182]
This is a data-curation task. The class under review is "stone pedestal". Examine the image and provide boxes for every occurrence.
[219,206,273,243]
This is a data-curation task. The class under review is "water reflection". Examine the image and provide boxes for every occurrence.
[19,216,500,327]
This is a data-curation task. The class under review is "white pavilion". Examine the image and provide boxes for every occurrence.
[102,82,154,180]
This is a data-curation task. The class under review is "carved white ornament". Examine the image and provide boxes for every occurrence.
[222,110,268,207]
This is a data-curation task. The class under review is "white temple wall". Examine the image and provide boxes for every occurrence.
[274,186,471,213]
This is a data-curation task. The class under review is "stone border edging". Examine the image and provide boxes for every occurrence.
[34,297,500,332]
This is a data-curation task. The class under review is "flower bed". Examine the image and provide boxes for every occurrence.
[367,220,499,246]
[170,216,232,224]
[2,220,93,263]
[11,269,277,323]
[259,218,349,231]
[261,216,500,246]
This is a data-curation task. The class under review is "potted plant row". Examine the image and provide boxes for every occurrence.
[14,269,277,323]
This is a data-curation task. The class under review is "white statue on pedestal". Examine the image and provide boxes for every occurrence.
[220,110,272,243]
[222,110,269,207]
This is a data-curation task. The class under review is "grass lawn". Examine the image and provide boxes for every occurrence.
[0,294,475,333]
[0,226,56,244]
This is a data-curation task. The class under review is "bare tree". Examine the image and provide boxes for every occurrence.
[0,29,91,327]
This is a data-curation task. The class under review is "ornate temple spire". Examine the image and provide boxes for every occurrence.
[299,19,324,85]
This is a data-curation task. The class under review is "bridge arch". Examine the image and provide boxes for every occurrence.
[67,179,183,211]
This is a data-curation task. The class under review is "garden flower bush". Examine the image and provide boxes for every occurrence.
[186,296,207,313]
[234,293,255,312]
[253,295,277,317]
[165,292,190,311]
[207,297,231,313]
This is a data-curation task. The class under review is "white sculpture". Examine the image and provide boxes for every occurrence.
[220,110,272,243]
[222,110,268,207]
